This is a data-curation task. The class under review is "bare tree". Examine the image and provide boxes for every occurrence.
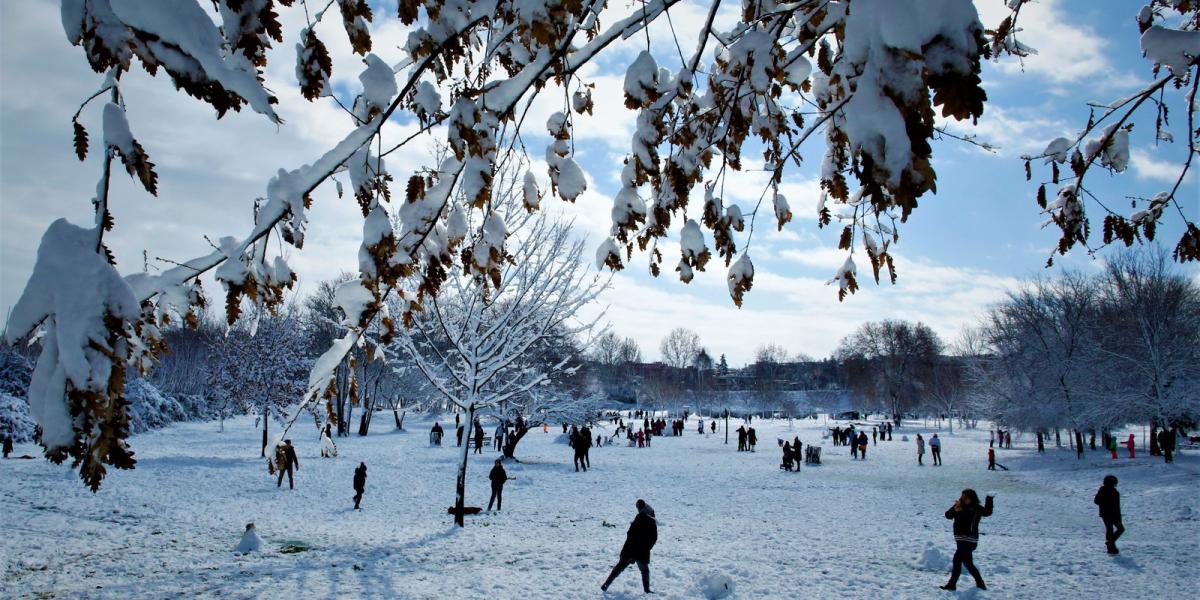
[389,181,606,525]
[660,328,701,369]
[836,320,943,424]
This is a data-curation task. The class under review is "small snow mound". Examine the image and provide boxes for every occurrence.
[1175,505,1197,521]
[917,542,949,571]
[553,433,572,445]
[901,434,910,442]
[696,572,735,599]
[236,523,263,553]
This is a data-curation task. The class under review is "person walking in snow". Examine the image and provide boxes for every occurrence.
[581,425,593,468]
[748,427,758,452]
[430,422,444,445]
[1124,434,1136,459]
[275,439,299,489]
[635,429,644,448]
[456,424,465,447]
[782,441,794,471]
[487,459,508,511]
[495,423,505,451]
[473,420,485,454]
[916,434,926,465]
[1108,434,1119,459]
[887,422,893,440]
[601,499,658,594]
[857,431,869,459]
[987,447,995,471]
[352,462,367,509]
[1004,431,1011,449]
[930,434,943,466]
[940,489,993,591]
[736,425,747,452]
[1094,474,1124,554]
[872,427,878,445]
[2,435,12,459]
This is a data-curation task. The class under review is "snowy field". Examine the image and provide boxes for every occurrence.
[1,415,1196,599]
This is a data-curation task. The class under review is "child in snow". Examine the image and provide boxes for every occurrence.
[987,448,995,471]
[353,462,367,509]
[1124,434,1136,459]
[1094,474,1124,554]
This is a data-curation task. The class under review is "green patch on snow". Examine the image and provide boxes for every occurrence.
[278,540,313,554]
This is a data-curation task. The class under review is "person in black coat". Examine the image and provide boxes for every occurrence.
[601,499,658,594]
[941,489,993,591]
[275,439,299,489]
[581,425,593,468]
[2,435,12,459]
[487,459,508,511]
[736,426,747,451]
[1094,474,1124,554]
[456,424,464,447]
[352,462,367,509]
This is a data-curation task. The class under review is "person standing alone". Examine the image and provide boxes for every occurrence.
[930,434,942,466]
[1094,475,1125,554]
[601,499,658,594]
[488,459,508,511]
[916,434,925,465]
[941,489,993,591]
[352,462,367,509]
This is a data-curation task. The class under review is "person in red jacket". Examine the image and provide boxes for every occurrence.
[1124,434,1136,459]
[987,448,996,471]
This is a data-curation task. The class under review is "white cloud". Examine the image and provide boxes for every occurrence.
[1130,148,1193,184]
[977,0,1114,84]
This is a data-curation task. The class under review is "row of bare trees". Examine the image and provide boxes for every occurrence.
[962,248,1200,453]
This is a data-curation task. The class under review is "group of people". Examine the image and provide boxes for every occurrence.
[915,433,943,466]
[780,436,804,471]
[569,425,594,471]
[735,425,758,452]
[990,429,1013,449]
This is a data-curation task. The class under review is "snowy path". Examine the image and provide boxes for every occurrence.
[1,416,1196,599]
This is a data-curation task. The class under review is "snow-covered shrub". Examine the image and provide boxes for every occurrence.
[125,379,188,434]
[0,394,36,443]
[0,344,32,398]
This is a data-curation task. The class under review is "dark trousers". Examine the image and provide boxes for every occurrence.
[1103,517,1125,550]
[918,452,924,465]
[603,557,650,592]
[474,439,483,454]
[932,448,942,465]
[488,484,503,511]
[276,466,294,489]
[354,488,364,509]
[584,449,591,468]
[574,452,587,472]
[948,541,984,587]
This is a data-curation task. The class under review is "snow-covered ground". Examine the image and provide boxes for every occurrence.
[1,415,1196,599]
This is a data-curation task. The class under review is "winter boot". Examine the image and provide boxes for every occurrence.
[641,568,652,594]
[939,584,956,591]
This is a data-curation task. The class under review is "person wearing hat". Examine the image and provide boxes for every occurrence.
[601,499,658,594]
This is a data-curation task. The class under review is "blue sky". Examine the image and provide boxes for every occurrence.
[1,0,1196,365]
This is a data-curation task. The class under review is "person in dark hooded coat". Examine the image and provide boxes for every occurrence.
[1094,474,1124,554]
[352,462,367,509]
[487,459,508,511]
[601,499,657,594]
